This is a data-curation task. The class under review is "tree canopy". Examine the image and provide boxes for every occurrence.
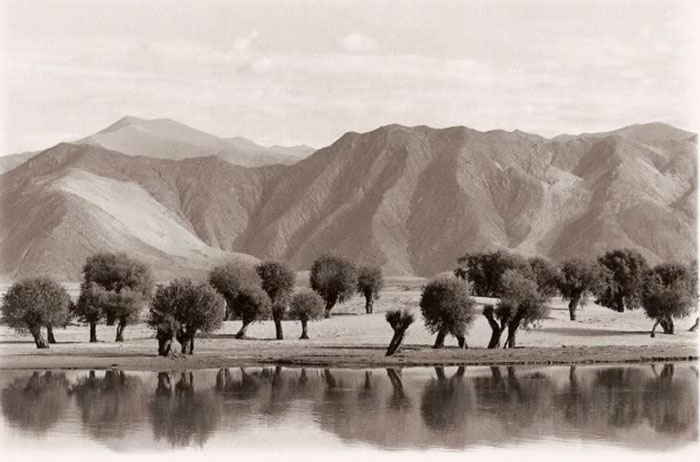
[496,270,549,348]
[289,289,325,339]
[455,250,533,297]
[309,254,358,317]
[420,277,476,348]
[642,263,697,337]
[596,249,649,312]
[357,265,384,314]
[557,258,607,320]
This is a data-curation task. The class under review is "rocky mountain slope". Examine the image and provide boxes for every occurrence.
[0,122,695,281]
[78,116,313,167]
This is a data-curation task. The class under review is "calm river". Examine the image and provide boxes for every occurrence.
[0,364,697,453]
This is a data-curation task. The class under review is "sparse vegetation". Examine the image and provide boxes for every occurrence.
[289,289,325,339]
[309,254,358,317]
[256,260,295,340]
[642,263,697,338]
[357,265,384,314]
[385,309,414,356]
[496,270,549,348]
[1,277,72,349]
[557,258,607,321]
[419,277,476,348]
[81,252,154,341]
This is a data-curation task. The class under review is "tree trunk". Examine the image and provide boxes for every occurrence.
[689,317,699,332]
[385,328,406,356]
[364,295,373,314]
[483,306,503,349]
[115,321,126,342]
[300,319,309,339]
[274,318,283,340]
[187,335,195,355]
[156,329,173,356]
[456,335,467,349]
[89,322,98,343]
[46,324,57,344]
[29,324,49,349]
[235,321,249,339]
[432,328,447,349]
[651,319,660,338]
[660,318,675,334]
[504,319,519,349]
[324,299,336,318]
[568,293,581,321]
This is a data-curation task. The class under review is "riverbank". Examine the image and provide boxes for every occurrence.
[1,289,697,370]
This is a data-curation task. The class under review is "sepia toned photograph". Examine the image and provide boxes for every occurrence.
[0,0,698,459]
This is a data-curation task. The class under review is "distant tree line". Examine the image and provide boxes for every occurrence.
[1,248,696,355]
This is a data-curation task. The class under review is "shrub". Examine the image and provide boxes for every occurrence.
[289,289,325,339]
[557,258,607,320]
[642,263,697,338]
[309,254,358,317]
[496,270,549,348]
[81,252,154,342]
[357,265,384,314]
[420,277,476,348]
[1,277,72,349]
[256,260,295,339]
[385,309,414,356]
[595,249,649,312]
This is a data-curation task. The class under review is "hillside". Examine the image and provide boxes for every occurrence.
[79,116,312,167]
[0,122,696,280]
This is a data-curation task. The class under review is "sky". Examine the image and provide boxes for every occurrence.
[1,0,698,154]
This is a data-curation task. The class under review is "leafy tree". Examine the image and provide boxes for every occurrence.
[495,270,549,348]
[148,279,226,355]
[385,309,414,356]
[256,260,295,339]
[232,285,272,338]
[642,263,697,337]
[74,282,109,342]
[357,265,384,314]
[289,289,324,339]
[1,277,72,349]
[455,250,533,297]
[595,249,649,312]
[309,254,358,317]
[209,260,261,320]
[558,258,607,320]
[528,256,560,298]
[419,277,476,348]
[81,252,154,341]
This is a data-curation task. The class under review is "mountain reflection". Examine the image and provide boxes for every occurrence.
[0,364,696,451]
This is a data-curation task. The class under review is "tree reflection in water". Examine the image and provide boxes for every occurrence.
[420,367,472,433]
[1,371,71,435]
[73,370,148,439]
[149,372,222,448]
[644,364,698,435]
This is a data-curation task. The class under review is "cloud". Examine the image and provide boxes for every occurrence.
[233,30,259,51]
[338,33,379,53]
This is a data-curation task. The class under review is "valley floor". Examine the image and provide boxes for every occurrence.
[0,287,697,370]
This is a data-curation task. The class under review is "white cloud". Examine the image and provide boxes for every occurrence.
[233,30,259,52]
[338,33,378,53]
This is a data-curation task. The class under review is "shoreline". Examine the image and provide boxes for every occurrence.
[1,343,696,371]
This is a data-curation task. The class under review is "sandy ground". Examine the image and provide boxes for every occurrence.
[0,283,697,370]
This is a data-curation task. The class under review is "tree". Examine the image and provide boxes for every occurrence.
[1,277,72,349]
[528,256,560,298]
[357,265,384,314]
[309,254,358,317]
[289,289,324,339]
[148,279,226,355]
[385,309,414,356]
[496,270,549,348]
[209,260,261,320]
[256,260,295,340]
[558,258,607,321]
[74,282,109,342]
[419,277,476,348]
[455,250,533,297]
[81,252,154,341]
[642,263,697,338]
[232,286,272,338]
[595,249,649,313]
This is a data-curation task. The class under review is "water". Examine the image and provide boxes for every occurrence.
[0,364,697,452]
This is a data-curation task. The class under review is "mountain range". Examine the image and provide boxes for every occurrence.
[0,118,696,281]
